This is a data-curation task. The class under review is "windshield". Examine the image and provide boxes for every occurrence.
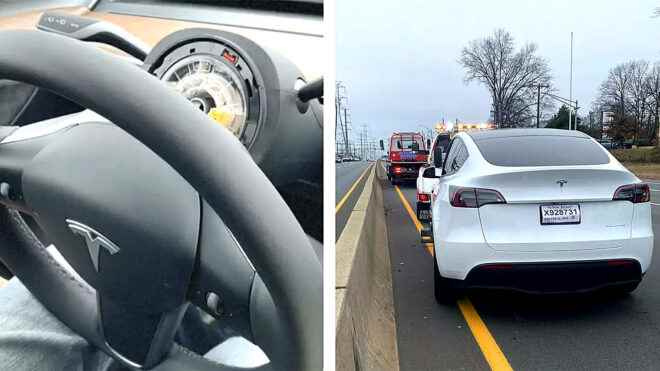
[98,0,323,14]
[101,0,322,4]
[391,135,424,151]
[474,136,610,167]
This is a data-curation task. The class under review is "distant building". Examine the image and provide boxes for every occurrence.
[601,111,615,139]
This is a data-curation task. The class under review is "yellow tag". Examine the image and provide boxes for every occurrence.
[208,107,235,127]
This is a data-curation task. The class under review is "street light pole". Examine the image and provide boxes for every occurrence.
[537,84,541,128]
[569,31,574,130]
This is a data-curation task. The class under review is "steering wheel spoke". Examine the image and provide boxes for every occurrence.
[0,110,109,213]
[188,200,255,338]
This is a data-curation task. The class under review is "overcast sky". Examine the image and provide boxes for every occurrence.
[337,0,660,141]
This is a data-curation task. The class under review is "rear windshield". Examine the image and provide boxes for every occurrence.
[391,135,424,151]
[435,135,450,153]
[473,135,610,167]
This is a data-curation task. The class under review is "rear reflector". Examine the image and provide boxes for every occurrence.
[607,260,635,267]
[449,186,506,208]
[482,264,513,270]
[417,193,430,203]
[613,183,650,203]
[393,166,403,174]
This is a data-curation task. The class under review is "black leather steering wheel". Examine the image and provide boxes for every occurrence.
[0,30,321,370]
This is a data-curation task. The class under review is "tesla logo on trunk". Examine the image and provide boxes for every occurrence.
[556,179,568,188]
[66,219,120,272]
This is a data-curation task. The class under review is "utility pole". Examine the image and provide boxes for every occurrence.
[537,84,541,128]
[335,82,341,155]
[360,124,369,161]
[343,108,350,156]
[568,31,574,130]
[336,82,351,157]
[534,83,550,128]
[359,127,363,161]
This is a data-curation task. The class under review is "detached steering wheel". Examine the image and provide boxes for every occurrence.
[0,30,321,370]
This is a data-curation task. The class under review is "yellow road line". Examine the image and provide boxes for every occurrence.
[335,163,373,213]
[394,185,512,371]
[457,299,513,371]
[394,185,433,255]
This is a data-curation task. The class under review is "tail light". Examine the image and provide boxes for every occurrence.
[393,166,403,174]
[450,186,506,208]
[417,193,430,203]
[613,183,650,203]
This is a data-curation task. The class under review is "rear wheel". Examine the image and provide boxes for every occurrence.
[433,251,457,304]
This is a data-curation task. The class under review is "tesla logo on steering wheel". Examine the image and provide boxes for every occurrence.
[66,219,120,272]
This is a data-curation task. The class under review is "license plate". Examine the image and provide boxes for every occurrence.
[417,203,431,222]
[400,151,416,161]
[540,204,581,225]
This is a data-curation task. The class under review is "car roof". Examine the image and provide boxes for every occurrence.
[467,128,590,142]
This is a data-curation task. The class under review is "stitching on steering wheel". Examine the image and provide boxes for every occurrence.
[174,344,223,366]
[6,207,93,294]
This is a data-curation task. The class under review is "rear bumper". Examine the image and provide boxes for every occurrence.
[456,259,642,294]
[389,163,423,179]
[435,235,653,283]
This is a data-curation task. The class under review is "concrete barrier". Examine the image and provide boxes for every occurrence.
[336,162,399,371]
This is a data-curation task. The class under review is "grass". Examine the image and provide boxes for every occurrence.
[611,146,660,179]
[612,146,660,163]
[621,162,660,180]
[612,147,660,180]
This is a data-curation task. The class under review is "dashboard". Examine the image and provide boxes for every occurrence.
[0,0,324,240]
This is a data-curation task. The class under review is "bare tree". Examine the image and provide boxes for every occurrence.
[459,29,553,128]
[595,60,660,144]
[627,60,650,143]
[645,62,660,142]
[597,62,633,116]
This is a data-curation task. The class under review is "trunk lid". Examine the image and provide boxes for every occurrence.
[473,167,637,252]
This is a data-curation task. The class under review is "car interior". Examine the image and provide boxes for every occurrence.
[0,1,323,370]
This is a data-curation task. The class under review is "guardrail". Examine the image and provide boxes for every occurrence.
[336,161,399,371]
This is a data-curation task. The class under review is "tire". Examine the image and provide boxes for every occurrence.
[433,252,457,305]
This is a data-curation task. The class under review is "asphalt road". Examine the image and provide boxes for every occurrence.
[385,177,660,371]
[335,161,371,240]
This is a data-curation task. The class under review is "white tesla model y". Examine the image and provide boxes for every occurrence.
[422,129,653,302]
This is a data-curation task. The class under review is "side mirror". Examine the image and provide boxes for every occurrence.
[427,138,431,148]
[379,139,384,150]
[433,145,443,168]
[422,167,439,178]
[397,140,402,149]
